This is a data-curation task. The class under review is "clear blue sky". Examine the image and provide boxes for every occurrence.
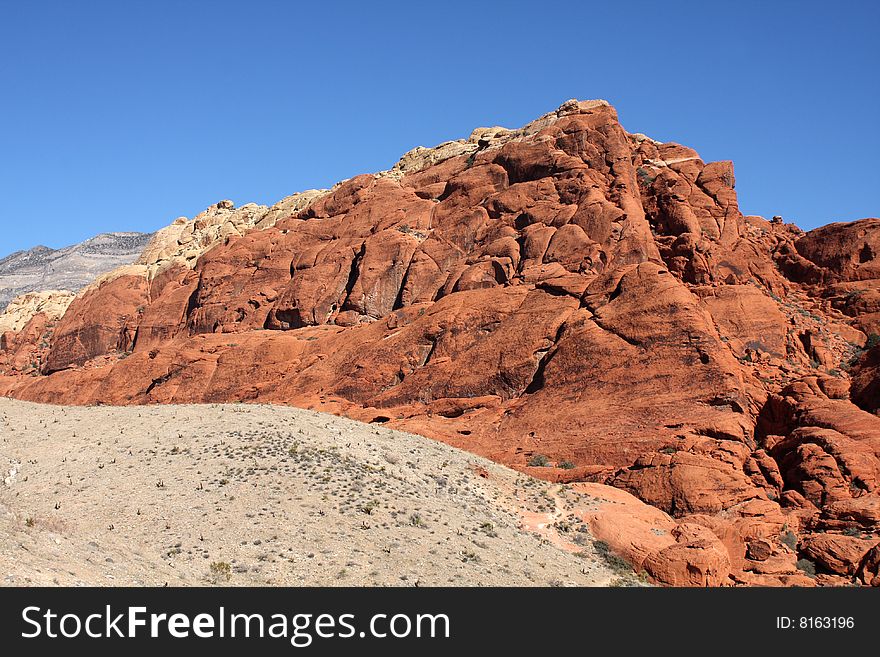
[1,0,877,256]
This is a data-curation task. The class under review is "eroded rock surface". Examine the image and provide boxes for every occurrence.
[2,99,879,586]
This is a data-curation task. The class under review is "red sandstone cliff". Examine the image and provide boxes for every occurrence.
[1,99,878,586]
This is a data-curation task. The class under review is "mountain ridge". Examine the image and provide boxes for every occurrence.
[0,231,154,311]
[1,99,879,587]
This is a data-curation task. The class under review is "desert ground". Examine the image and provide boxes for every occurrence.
[0,398,640,587]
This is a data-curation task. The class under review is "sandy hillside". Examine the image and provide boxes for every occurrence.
[0,398,640,587]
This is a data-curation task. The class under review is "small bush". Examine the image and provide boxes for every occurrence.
[796,558,817,578]
[780,529,798,551]
[593,540,633,575]
[558,460,576,470]
[846,348,866,369]
[359,500,379,515]
[209,561,232,582]
[460,550,479,563]
[866,333,880,349]
[527,454,550,467]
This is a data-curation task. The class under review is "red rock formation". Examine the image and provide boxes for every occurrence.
[43,274,149,373]
[0,312,55,374]
[2,99,878,586]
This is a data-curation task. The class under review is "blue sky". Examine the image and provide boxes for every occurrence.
[1,0,877,256]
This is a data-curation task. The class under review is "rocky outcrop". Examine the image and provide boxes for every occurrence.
[0,291,76,376]
[572,483,738,587]
[850,345,880,413]
[1,99,878,586]
[778,217,880,337]
[794,219,880,283]
[0,290,75,336]
[136,193,327,277]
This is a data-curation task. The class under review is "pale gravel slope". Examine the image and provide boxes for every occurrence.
[0,399,637,587]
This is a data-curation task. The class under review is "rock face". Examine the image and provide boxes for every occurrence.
[1,99,879,586]
[0,290,75,336]
[0,232,153,311]
[0,290,75,376]
[136,192,327,276]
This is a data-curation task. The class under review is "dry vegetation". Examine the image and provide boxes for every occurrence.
[0,398,638,587]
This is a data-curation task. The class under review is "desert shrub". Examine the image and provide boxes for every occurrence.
[527,454,550,467]
[593,540,633,575]
[359,500,379,515]
[479,521,497,537]
[780,529,798,551]
[209,561,232,582]
[846,347,866,369]
[796,558,817,578]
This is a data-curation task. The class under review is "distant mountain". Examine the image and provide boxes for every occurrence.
[0,232,153,311]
